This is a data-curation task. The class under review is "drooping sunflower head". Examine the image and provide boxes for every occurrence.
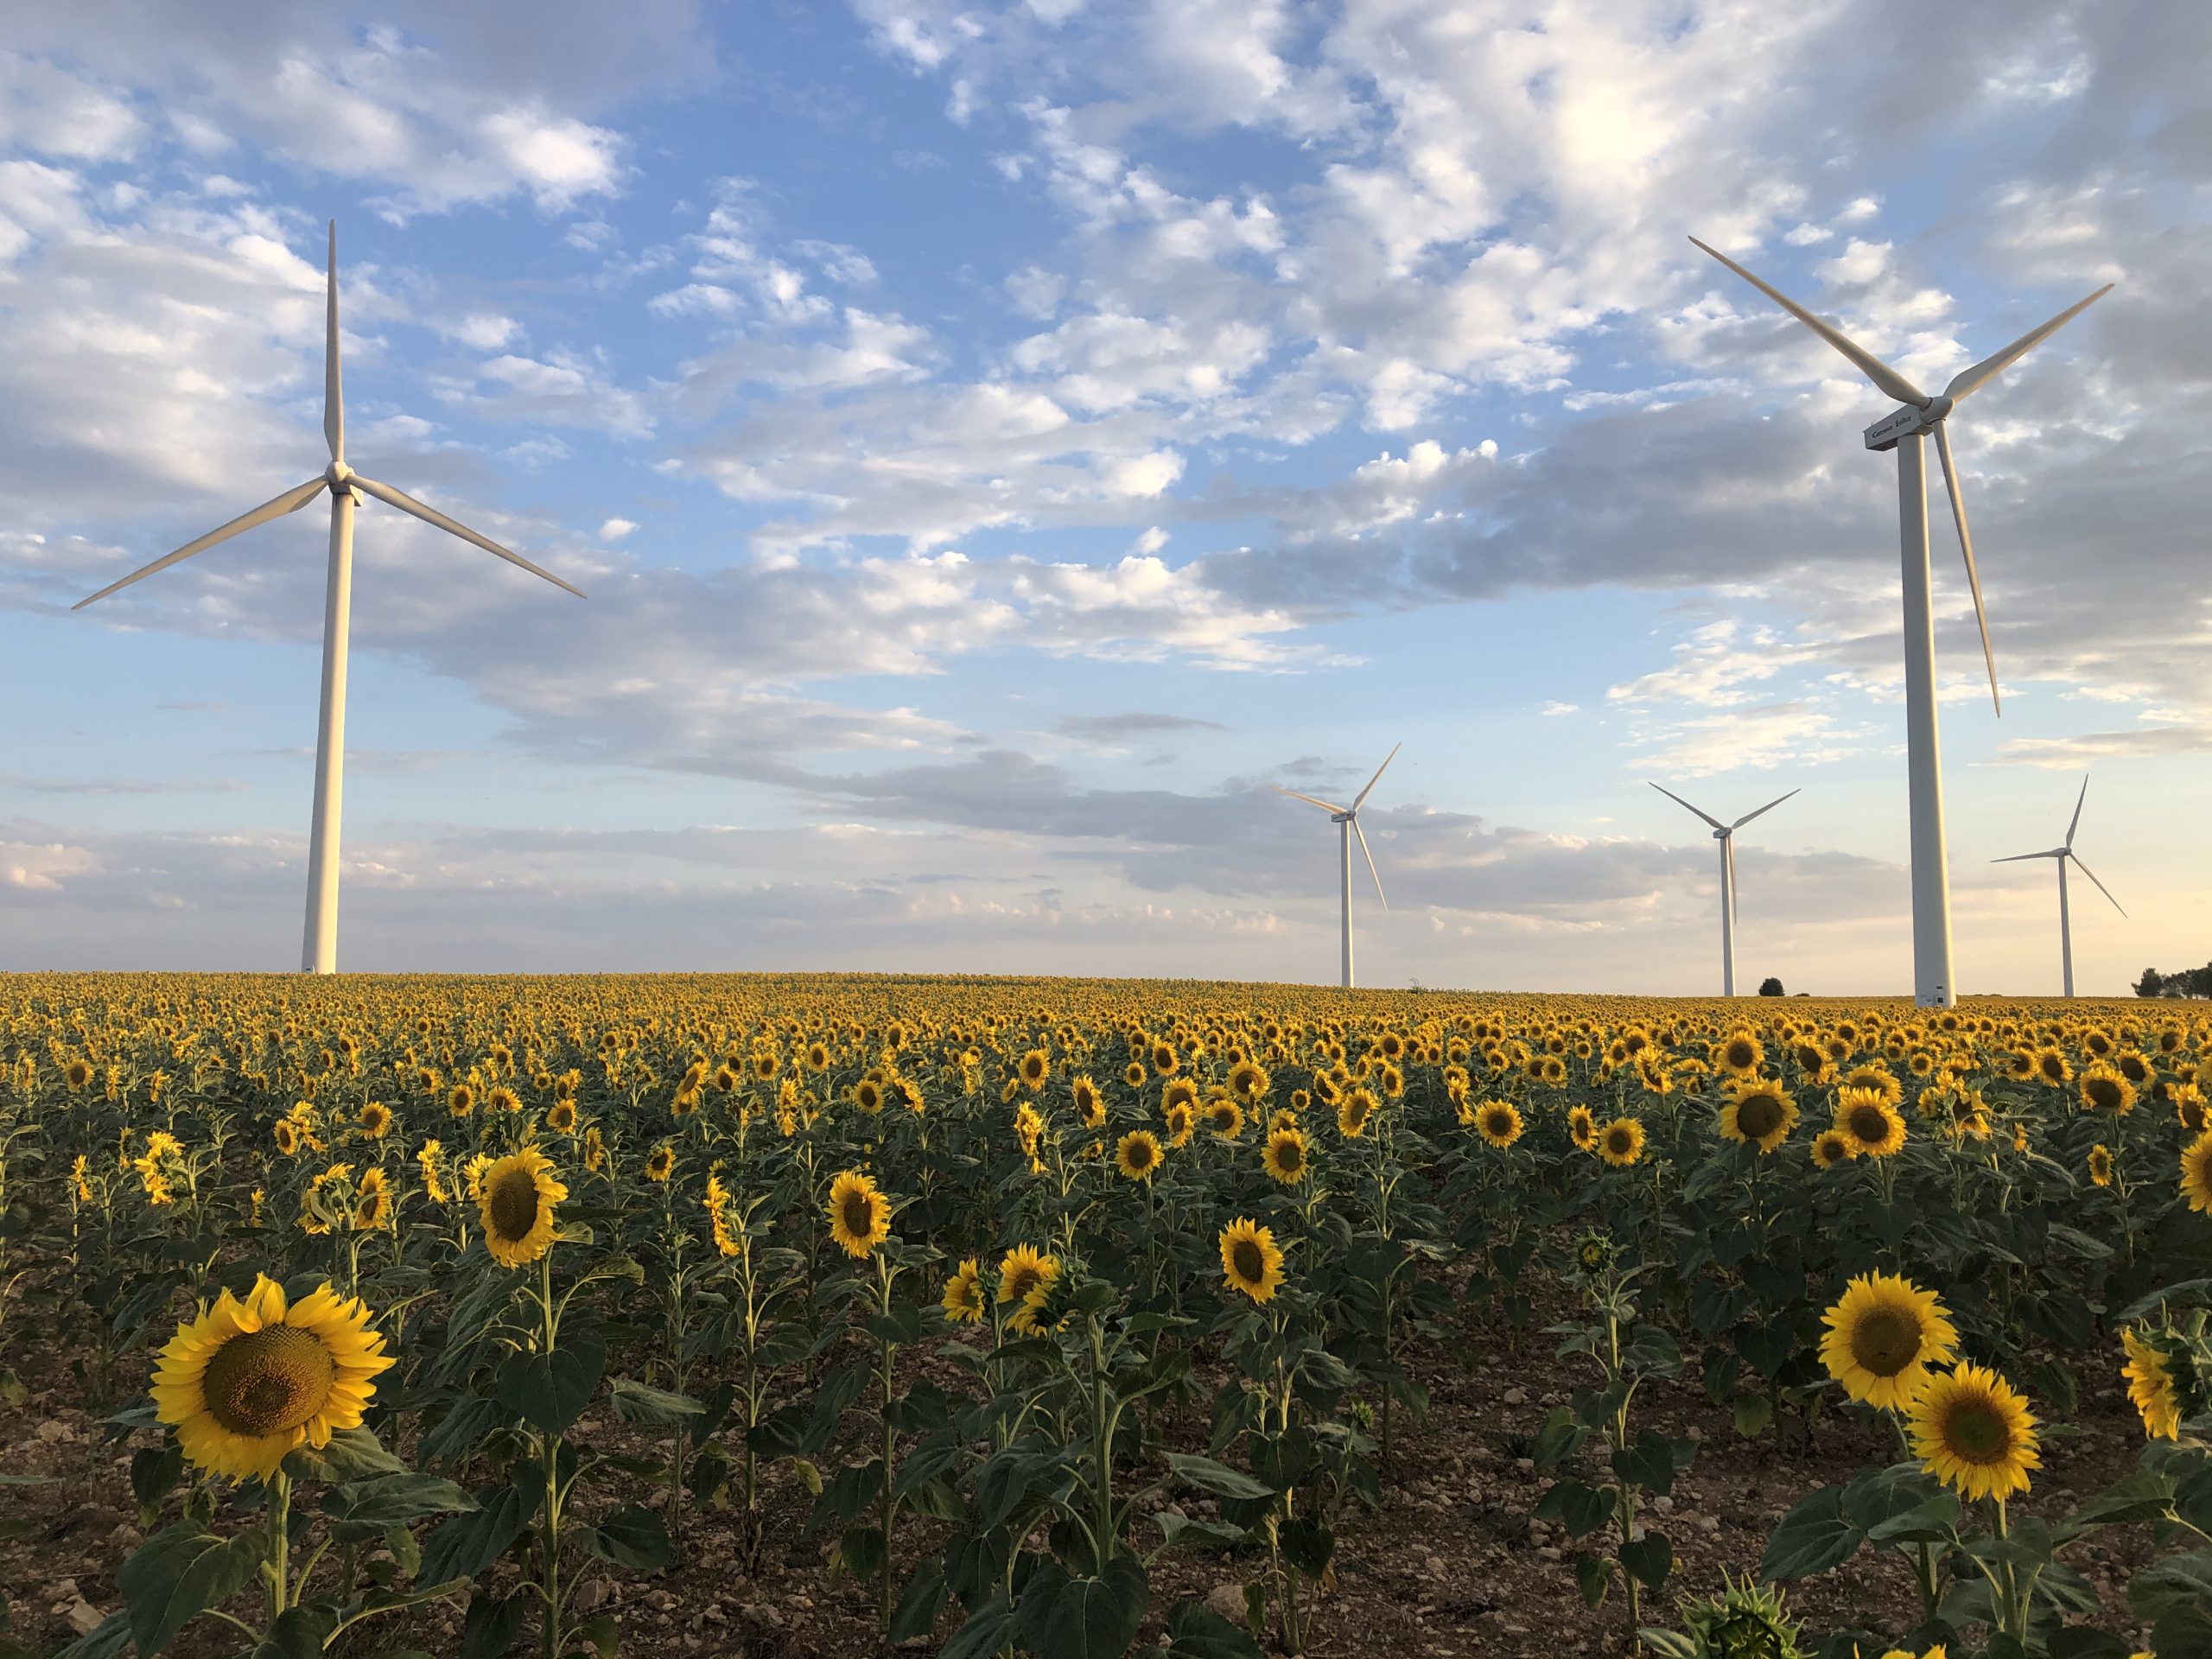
[1573,1230,1616,1275]
[1908,1361,2039,1503]
[942,1258,985,1325]
[1835,1088,1906,1159]
[64,1058,94,1091]
[353,1167,391,1231]
[2121,1325,2188,1441]
[2088,1143,2114,1187]
[1219,1217,1284,1305]
[1819,1271,1959,1410]
[480,1147,567,1269]
[1262,1126,1308,1185]
[152,1275,392,1482]
[827,1169,892,1258]
[1071,1075,1104,1127]
[1476,1101,1522,1149]
[645,1143,676,1182]
[1596,1116,1646,1168]
[996,1243,1063,1332]
[1115,1130,1162,1181]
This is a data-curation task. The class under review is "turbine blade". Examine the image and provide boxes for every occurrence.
[1933,422,2000,715]
[347,474,587,599]
[324,220,343,463]
[1688,235,1929,406]
[1270,786,1348,815]
[1352,741,1402,810]
[1344,814,1380,911]
[1649,780,1726,832]
[73,478,328,608]
[2065,774,2088,849]
[2067,853,2125,918]
[1732,787,1800,830]
[1942,283,2115,405]
[1991,850,2061,864]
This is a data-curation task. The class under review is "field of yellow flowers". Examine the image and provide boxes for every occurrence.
[3,974,2212,1659]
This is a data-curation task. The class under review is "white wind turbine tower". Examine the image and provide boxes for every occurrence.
[1993,774,2124,998]
[75,222,586,974]
[1690,234,2112,1007]
[1650,783,1799,996]
[1274,743,1398,988]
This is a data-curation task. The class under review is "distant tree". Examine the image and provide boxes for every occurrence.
[2137,967,2166,998]
[2136,963,2212,998]
[1758,976,1785,997]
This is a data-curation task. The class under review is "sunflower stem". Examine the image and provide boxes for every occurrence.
[267,1469,291,1616]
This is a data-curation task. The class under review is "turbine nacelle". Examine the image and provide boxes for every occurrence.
[1863,395,1955,453]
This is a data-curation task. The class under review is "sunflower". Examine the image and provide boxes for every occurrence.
[151,1274,391,1481]
[1072,1076,1106,1128]
[1842,1064,1904,1108]
[1716,1031,1764,1078]
[1835,1088,1906,1159]
[1116,1130,1162,1181]
[64,1058,93,1091]
[1019,1049,1050,1090]
[1122,1060,1146,1089]
[827,1169,892,1258]
[1219,1218,1285,1305]
[1162,1101,1196,1149]
[997,1244,1061,1333]
[2121,1327,2183,1440]
[1206,1097,1245,1141]
[942,1258,984,1325]
[854,1078,884,1115]
[1151,1042,1179,1077]
[2182,1129,2212,1215]
[1475,1101,1523,1149]
[1566,1103,1598,1151]
[1907,1362,2039,1503]
[2080,1065,2136,1116]
[1810,1128,1854,1169]
[1819,1272,1959,1410]
[2034,1046,2072,1088]
[1720,1080,1798,1154]
[448,1084,475,1118]
[273,1118,300,1157]
[477,1147,566,1268]
[353,1167,392,1231]
[2088,1144,2113,1188]
[547,1098,578,1135]
[1337,1087,1379,1139]
[1596,1116,1646,1167]
[645,1143,676,1183]
[359,1102,393,1139]
[1227,1060,1269,1103]
[487,1085,522,1116]
[1262,1126,1309,1185]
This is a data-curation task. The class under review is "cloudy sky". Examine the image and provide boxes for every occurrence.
[2,0,2205,994]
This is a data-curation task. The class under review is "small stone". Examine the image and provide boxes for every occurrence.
[35,1420,68,1443]
[1536,1546,1561,1562]
[1651,1496,1674,1514]
[1205,1583,1247,1623]
[1502,1388,1527,1406]
[1514,1458,1535,1475]
[67,1599,105,1637]
[1424,1554,1446,1578]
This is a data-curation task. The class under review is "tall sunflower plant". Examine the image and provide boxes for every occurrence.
[62,1272,476,1659]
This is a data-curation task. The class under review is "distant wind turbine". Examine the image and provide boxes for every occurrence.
[1274,743,1398,989]
[1650,783,1799,996]
[1690,234,2111,1007]
[1993,774,2124,998]
[75,221,587,974]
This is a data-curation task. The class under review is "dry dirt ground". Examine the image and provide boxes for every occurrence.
[3,1297,2161,1659]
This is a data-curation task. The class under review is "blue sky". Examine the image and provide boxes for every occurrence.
[2,0,2207,993]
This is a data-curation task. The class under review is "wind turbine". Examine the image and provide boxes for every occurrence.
[1993,774,2123,998]
[1649,783,1799,996]
[74,221,586,974]
[1274,743,1397,988]
[1690,234,2111,1007]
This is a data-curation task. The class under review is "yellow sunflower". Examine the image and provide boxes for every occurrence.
[1908,1362,2039,1503]
[1719,1080,1798,1154]
[480,1147,566,1268]
[2079,1064,2136,1117]
[2181,1129,2212,1215]
[1835,1087,1906,1159]
[359,1101,393,1139]
[1019,1049,1050,1090]
[1819,1272,1959,1410]
[997,1243,1061,1334]
[2121,1327,2183,1440]
[645,1143,676,1183]
[1206,1096,1246,1141]
[353,1167,392,1231]
[1810,1128,1854,1169]
[942,1258,984,1325]
[1566,1103,1598,1151]
[151,1274,392,1481]
[1715,1030,1764,1078]
[546,1099,578,1135]
[1116,1130,1163,1181]
[2088,1144,2113,1188]
[826,1169,892,1258]
[1219,1217,1285,1305]
[1072,1075,1106,1128]
[1262,1126,1309,1185]
[1596,1116,1646,1167]
[1337,1087,1379,1140]
[1475,1101,1523,1149]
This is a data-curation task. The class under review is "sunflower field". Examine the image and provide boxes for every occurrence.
[4,975,2212,1659]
